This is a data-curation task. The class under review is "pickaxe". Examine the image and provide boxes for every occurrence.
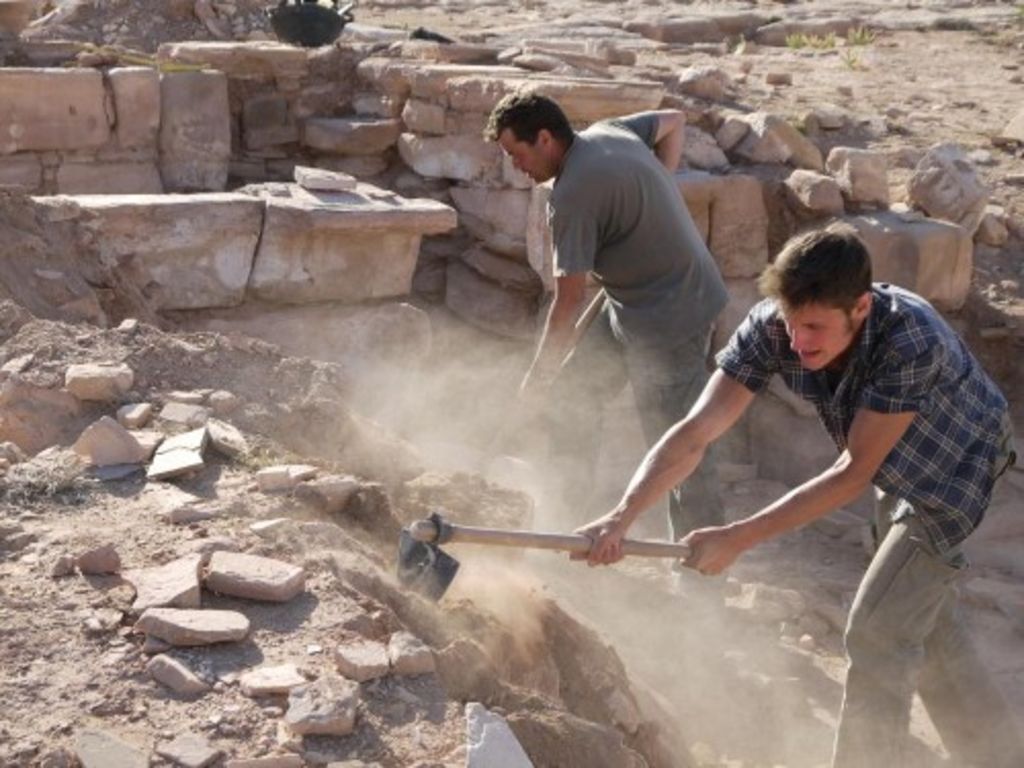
[397,511,692,600]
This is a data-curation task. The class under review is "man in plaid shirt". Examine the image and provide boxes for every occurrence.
[576,226,1020,767]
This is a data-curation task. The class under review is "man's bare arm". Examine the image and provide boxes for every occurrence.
[685,407,917,574]
[617,109,686,172]
[520,272,587,398]
[576,370,755,564]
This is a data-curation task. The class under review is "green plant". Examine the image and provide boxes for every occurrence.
[840,49,864,70]
[808,32,837,50]
[785,33,807,49]
[847,26,876,46]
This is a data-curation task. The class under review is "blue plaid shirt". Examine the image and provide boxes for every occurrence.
[717,284,1009,552]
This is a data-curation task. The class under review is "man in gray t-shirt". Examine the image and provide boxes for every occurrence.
[485,93,728,540]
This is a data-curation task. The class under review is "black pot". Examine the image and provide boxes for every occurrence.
[266,2,354,48]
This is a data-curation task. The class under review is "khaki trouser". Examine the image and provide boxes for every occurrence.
[833,417,1022,768]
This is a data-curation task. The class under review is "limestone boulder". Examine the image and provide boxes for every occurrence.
[50,193,263,311]
[397,133,502,182]
[677,65,732,102]
[784,170,844,216]
[0,155,42,192]
[684,126,729,171]
[906,143,989,236]
[248,183,456,304]
[677,171,769,278]
[445,260,540,339]
[0,69,110,154]
[56,162,164,195]
[159,70,231,192]
[733,112,823,171]
[65,362,134,402]
[826,147,889,208]
[0,377,81,454]
[157,41,309,81]
[108,67,161,150]
[73,416,147,467]
[845,211,973,311]
[303,117,402,155]
[449,185,531,257]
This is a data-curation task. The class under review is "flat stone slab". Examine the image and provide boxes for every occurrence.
[34,194,264,311]
[147,427,208,481]
[294,165,357,192]
[240,663,308,696]
[335,638,389,682]
[159,401,211,427]
[157,41,310,81]
[388,631,436,677]
[123,554,202,613]
[75,729,148,768]
[225,758,304,768]
[155,733,222,768]
[135,607,250,646]
[247,183,457,304]
[204,551,306,603]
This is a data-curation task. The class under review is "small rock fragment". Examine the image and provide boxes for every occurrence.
[240,663,308,696]
[155,732,222,768]
[387,631,436,677]
[76,544,121,575]
[284,676,360,736]
[116,403,153,429]
[256,464,318,493]
[147,654,211,696]
[335,638,389,682]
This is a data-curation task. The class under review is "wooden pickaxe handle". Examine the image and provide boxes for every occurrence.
[408,518,691,560]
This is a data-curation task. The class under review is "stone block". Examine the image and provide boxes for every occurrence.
[159,70,231,192]
[527,180,555,293]
[678,65,731,102]
[49,193,263,310]
[0,154,42,191]
[401,98,446,135]
[242,93,298,150]
[117,403,153,429]
[256,463,317,492]
[248,183,456,304]
[450,185,530,257]
[108,67,161,150]
[303,117,402,155]
[684,126,729,171]
[0,69,110,154]
[845,211,973,311]
[677,171,769,278]
[825,147,888,208]
[157,41,310,81]
[397,132,501,182]
[754,18,861,47]
[56,162,164,194]
[445,259,540,339]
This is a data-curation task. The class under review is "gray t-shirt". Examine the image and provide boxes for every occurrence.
[549,114,727,349]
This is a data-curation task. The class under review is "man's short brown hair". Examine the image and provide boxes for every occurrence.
[484,92,574,145]
[758,225,872,311]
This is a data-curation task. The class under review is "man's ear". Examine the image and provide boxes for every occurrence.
[535,128,553,148]
[853,292,871,322]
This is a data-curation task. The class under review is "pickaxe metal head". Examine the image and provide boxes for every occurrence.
[397,512,460,601]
